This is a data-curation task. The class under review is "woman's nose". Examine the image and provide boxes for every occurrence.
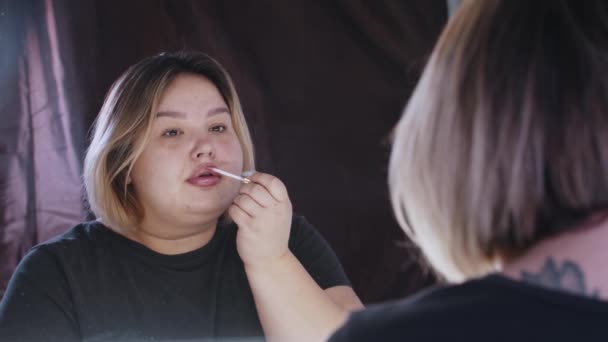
[191,138,215,159]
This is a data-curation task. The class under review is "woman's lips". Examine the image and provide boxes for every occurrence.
[186,174,221,187]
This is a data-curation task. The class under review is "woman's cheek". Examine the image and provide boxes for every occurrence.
[218,138,243,158]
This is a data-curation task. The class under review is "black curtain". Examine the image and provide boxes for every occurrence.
[0,0,447,303]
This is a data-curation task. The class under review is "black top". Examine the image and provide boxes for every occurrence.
[0,215,350,341]
[329,274,608,342]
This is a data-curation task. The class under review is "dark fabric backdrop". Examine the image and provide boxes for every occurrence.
[0,0,446,303]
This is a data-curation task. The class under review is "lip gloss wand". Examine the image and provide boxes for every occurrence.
[209,167,251,184]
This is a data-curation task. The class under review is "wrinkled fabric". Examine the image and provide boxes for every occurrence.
[0,0,85,298]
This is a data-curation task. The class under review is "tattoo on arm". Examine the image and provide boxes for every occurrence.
[521,257,600,298]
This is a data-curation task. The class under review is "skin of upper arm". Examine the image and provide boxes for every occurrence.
[324,285,364,311]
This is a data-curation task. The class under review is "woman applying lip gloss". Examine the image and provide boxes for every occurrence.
[0,51,363,342]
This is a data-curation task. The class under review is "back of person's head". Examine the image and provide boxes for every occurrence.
[389,0,608,282]
[83,51,255,230]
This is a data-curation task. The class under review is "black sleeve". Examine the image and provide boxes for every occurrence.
[328,311,371,342]
[327,320,354,342]
[288,214,351,289]
[0,246,80,341]
[328,309,383,342]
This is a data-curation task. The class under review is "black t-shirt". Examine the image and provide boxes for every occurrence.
[0,215,350,341]
[329,274,608,342]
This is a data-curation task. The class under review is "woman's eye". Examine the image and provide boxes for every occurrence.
[162,129,182,137]
[210,125,227,133]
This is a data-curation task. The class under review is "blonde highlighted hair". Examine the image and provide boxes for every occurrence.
[389,0,608,282]
[84,51,255,230]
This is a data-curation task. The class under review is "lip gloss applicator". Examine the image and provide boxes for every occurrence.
[209,167,251,184]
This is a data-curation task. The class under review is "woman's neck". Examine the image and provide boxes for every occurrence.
[502,217,608,300]
[119,218,219,255]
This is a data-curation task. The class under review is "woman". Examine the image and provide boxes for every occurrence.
[0,51,362,341]
[330,0,608,341]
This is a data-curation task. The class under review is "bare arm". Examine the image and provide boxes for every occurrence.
[246,252,363,342]
[229,172,363,342]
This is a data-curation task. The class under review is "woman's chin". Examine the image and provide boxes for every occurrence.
[182,204,229,219]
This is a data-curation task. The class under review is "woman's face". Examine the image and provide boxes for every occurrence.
[130,73,244,229]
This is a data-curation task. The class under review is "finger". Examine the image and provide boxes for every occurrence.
[233,193,263,217]
[247,172,289,202]
[239,182,275,207]
[228,203,252,222]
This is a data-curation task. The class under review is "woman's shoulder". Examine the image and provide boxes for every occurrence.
[287,213,329,252]
[288,213,321,238]
[329,279,504,341]
[25,221,110,260]
[331,275,608,341]
[9,221,106,281]
[340,275,520,322]
[40,220,108,246]
[328,293,441,341]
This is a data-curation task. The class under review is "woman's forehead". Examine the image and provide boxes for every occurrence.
[158,74,225,108]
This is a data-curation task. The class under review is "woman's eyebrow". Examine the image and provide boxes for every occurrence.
[207,107,230,117]
[156,111,186,118]
[155,107,229,118]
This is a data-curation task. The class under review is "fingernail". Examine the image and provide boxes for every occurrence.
[241,170,255,177]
